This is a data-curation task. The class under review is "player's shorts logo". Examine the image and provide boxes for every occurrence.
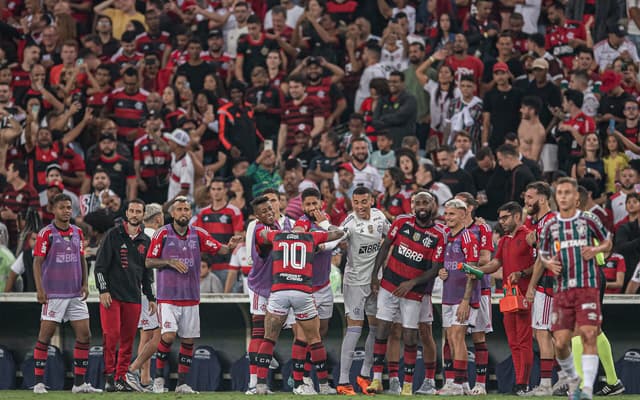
[164,321,172,328]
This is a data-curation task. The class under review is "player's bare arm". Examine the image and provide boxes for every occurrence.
[217,234,243,255]
[145,258,188,273]
[33,256,47,304]
[479,258,502,275]
[581,238,612,261]
[393,261,443,297]
[371,237,393,294]
[457,277,475,323]
[526,258,545,302]
[80,256,89,301]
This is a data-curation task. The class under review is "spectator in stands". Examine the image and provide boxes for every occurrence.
[447,75,482,148]
[246,66,283,142]
[614,192,640,290]
[105,67,148,143]
[4,231,37,292]
[481,62,523,151]
[416,161,452,216]
[265,0,304,30]
[246,148,282,199]
[176,39,213,95]
[569,70,599,118]
[496,144,534,205]
[526,58,563,133]
[235,15,279,85]
[436,145,476,196]
[545,1,587,72]
[369,131,396,176]
[378,166,411,221]
[200,256,224,294]
[463,0,499,60]
[164,129,195,204]
[38,164,81,217]
[597,70,635,136]
[372,71,417,148]
[354,43,386,111]
[227,2,251,57]
[517,96,545,163]
[94,0,146,40]
[10,44,41,106]
[1,161,39,252]
[265,7,296,59]
[133,110,171,205]
[445,34,484,85]
[346,136,384,195]
[571,133,606,195]
[594,24,639,73]
[41,180,64,225]
[218,82,262,162]
[453,131,477,172]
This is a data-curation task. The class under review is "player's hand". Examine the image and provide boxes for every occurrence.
[456,300,470,323]
[438,268,448,281]
[370,277,380,295]
[525,286,535,303]
[542,256,562,276]
[392,280,415,297]
[169,259,189,273]
[81,285,89,301]
[312,209,327,224]
[508,272,520,284]
[228,235,242,249]
[581,246,597,261]
[37,289,47,304]
[99,292,112,308]
[149,300,157,316]
[526,230,537,246]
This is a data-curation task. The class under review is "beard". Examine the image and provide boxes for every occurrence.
[102,149,115,157]
[175,216,189,227]
[416,208,433,224]
[622,182,635,190]
[352,153,367,163]
[529,201,540,216]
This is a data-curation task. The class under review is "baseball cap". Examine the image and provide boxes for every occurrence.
[337,162,354,174]
[147,109,161,120]
[208,29,223,38]
[493,61,509,73]
[163,129,190,147]
[47,180,64,192]
[46,163,62,174]
[307,56,321,67]
[99,132,117,142]
[610,23,627,37]
[532,58,549,70]
[144,203,163,220]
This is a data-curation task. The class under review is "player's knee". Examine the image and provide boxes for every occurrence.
[472,332,485,343]
[161,332,176,344]
[375,320,392,340]
[580,327,598,345]
[402,328,418,346]
[389,323,402,340]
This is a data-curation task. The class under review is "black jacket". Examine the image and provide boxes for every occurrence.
[372,90,418,149]
[613,219,640,289]
[94,221,154,303]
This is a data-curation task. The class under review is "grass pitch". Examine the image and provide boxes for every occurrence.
[2,392,640,400]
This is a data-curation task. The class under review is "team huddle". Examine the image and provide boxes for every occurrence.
[29,177,621,398]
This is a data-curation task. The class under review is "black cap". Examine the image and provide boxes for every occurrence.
[229,80,247,93]
[610,23,628,37]
[208,29,223,38]
[147,109,161,119]
[307,56,321,66]
[99,132,117,142]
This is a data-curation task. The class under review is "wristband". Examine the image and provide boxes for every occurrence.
[318,220,331,230]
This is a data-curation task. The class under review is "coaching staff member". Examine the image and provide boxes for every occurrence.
[478,201,536,394]
[95,199,154,391]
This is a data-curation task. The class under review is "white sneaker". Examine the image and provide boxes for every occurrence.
[438,382,464,396]
[33,383,48,394]
[153,377,165,393]
[470,384,487,395]
[293,383,318,395]
[462,382,472,395]
[530,384,553,396]
[318,383,337,395]
[387,377,402,395]
[72,383,103,393]
[302,377,315,390]
[567,376,582,399]
[246,387,257,395]
[415,378,437,395]
[175,383,199,394]
[269,358,280,370]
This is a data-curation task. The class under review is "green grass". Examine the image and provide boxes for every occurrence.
[2,393,640,400]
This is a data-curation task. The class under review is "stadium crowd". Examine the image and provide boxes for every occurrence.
[1,0,640,396]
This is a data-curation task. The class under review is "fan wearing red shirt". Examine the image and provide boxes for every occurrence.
[557,89,596,168]
[545,2,586,71]
[480,202,536,393]
[105,67,149,143]
[602,253,626,294]
[444,34,484,86]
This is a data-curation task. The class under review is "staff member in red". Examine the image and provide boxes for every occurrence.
[479,201,536,394]
[94,199,154,392]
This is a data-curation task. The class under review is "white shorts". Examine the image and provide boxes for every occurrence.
[267,290,317,321]
[138,296,159,331]
[249,288,268,316]
[418,294,434,323]
[532,291,553,331]
[375,287,421,329]
[41,297,89,323]
[469,294,493,333]
[157,303,200,338]
[312,285,334,320]
[343,283,377,321]
[541,143,558,173]
[442,304,478,328]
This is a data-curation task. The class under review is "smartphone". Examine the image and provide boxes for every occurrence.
[31,104,40,115]
[76,58,84,67]
[264,139,273,151]
[608,119,616,133]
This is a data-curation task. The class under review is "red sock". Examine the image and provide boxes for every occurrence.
[309,342,328,383]
[373,339,387,374]
[156,339,172,371]
[178,343,194,375]
[403,345,417,383]
[249,316,265,376]
[257,339,275,383]
[388,361,399,379]
[540,358,554,379]
[453,360,468,384]
[424,361,436,380]
[291,340,307,384]
[73,341,89,385]
[304,347,312,378]
[34,341,48,384]
[443,341,454,381]
[474,342,488,384]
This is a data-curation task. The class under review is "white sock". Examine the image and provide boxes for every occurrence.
[557,353,577,378]
[446,378,454,384]
[339,326,362,384]
[540,377,551,387]
[249,374,257,388]
[475,382,485,389]
[582,354,599,397]
[361,326,376,377]
[373,371,382,380]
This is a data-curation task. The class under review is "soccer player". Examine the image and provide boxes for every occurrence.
[437,198,480,396]
[539,177,612,400]
[94,199,153,392]
[291,188,337,393]
[254,224,345,395]
[146,196,241,394]
[478,202,536,394]
[245,193,292,394]
[32,194,101,393]
[523,181,558,395]
[336,187,390,395]
[368,192,446,395]
[453,192,494,395]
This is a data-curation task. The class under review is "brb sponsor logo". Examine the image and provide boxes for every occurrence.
[398,244,423,262]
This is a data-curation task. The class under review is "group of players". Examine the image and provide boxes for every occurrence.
[28,175,615,398]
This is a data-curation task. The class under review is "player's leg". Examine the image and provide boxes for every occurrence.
[337,283,366,394]
[247,289,267,391]
[574,288,602,399]
[416,294,437,394]
[153,303,178,393]
[552,291,580,397]
[33,315,59,393]
[290,322,309,390]
[369,287,400,394]
[303,286,332,383]
[531,291,555,395]
[450,325,469,390]
[174,304,201,393]
[99,297,121,390]
[471,331,488,393]
[386,323,403,393]
[256,291,289,394]
[69,316,94,392]
[594,330,625,395]
[358,314,377,390]
[399,297,421,395]
[129,328,160,387]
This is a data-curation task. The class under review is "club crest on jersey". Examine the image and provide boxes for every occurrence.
[576,223,587,236]
[368,225,373,233]
[413,232,421,241]
[299,106,307,114]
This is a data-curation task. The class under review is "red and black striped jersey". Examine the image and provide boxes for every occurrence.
[27,142,63,192]
[10,65,30,104]
[377,190,412,218]
[382,216,447,301]
[106,87,149,139]
[109,50,144,70]
[135,31,171,59]
[545,20,586,70]
[281,95,323,148]
[201,52,234,82]
[268,230,329,293]
[194,204,244,271]
[524,211,557,295]
[133,135,171,179]
[306,77,345,118]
